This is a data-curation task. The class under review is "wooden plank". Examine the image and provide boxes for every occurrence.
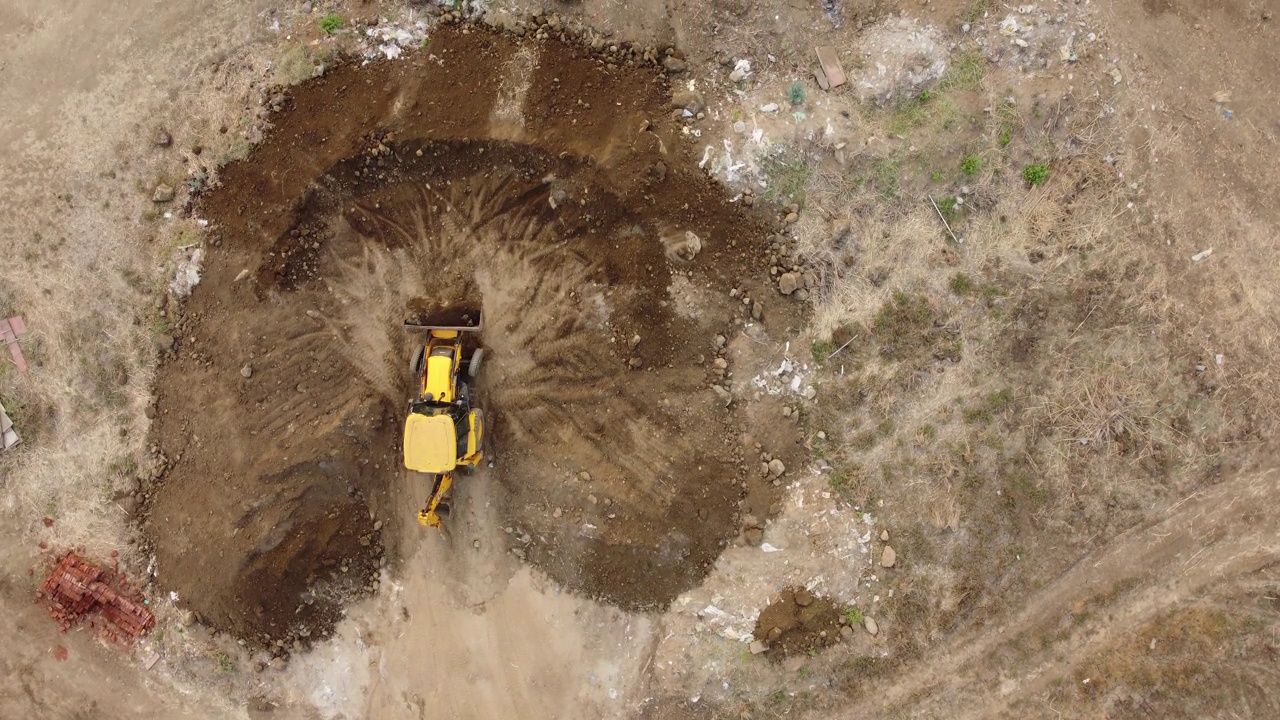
[814,46,847,88]
[7,316,26,335]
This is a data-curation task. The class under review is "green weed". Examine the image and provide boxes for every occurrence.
[950,272,976,295]
[319,14,343,34]
[937,196,960,220]
[764,155,811,204]
[960,155,982,175]
[1023,163,1049,186]
[789,81,806,105]
[842,607,865,625]
[937,50,985,92]
[1000,129,1012,147]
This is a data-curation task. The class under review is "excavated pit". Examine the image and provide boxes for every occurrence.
[143,27,785,644]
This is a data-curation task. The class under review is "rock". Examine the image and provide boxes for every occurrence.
[473,539,481,549]
[729,68,747,82]
[785,212,798,224]
[768,458,786,478]
[253,661,266,673]
[744,527,764,546]
[713,357,727,369]
[864,616,879,636]
[553,507,563,518]
[841,625,854,639]
[795,288,809,302]
[629,334,642,349]
[711,384,732,407]
[778,273,800,295]
[119,495,139,516]
[152,184,175,203]
[714,334,727,348]
[152,129,173,147]
[373,520,383,531]
[794,588,814,607]
[662,56,687,73]
[670,90,705,115]
[154,334,175,353]
[628,356,643,369]
[180,610,195,627]
[881,545,897,568]
[588,494,598,505]
[750,640,767,655]
[269,656,288,670]
[751,300,763,321]
[240,365,253,379]
[767,626,783,641]
[880,530,889,542]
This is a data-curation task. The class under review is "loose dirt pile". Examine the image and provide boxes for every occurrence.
[142,27,794,645]
[753,587,844,658]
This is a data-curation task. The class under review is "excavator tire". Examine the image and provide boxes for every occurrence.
[410,343,426,377]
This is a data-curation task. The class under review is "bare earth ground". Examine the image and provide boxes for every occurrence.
[1,1,1279,719]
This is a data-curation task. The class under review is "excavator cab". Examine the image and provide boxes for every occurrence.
[403,306,485,528]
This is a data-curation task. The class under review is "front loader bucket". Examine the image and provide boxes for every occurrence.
[403,300,482,333]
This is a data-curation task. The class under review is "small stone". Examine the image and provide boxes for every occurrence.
[588,494,598,505]
[785,212,798,224]
[767,626,783,641]
[180,610,195,627]
[713,357,727,369]
[881,545,897,568]
[552,507,563,518]
[782,406,792,417]
[794,588,814,607]
[778,273,800,295]
[817,431,827,440]
[629,334,642,349]
[880,530,889,542]
[153,129,173,147]
[578,471,591,482]
[744,527,764,546]
[768,458,785,478]
[628,356,643,369]
[373,520,383,531]
[750,640,767,655]
[253,661,266,673]
[841,625,854,639]
[152,184,175,203]
[714,334,727,348]
[662,56,687,73]
[864,616,879,636]
[473,539,481,549]
[729,68,747,82]
[240,365,253,379]
[751,301,763,321]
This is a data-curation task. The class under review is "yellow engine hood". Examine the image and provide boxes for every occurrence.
[404,413,457,473]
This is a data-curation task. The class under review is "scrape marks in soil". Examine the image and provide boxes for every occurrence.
[144,26,785,645]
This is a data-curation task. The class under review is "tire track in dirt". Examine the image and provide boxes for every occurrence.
[840,463,1280,718]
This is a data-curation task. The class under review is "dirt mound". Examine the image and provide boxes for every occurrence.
[143,27,789,644]
[753,587,844,658]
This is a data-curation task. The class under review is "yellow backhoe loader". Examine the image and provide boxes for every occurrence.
[403,306,485,528]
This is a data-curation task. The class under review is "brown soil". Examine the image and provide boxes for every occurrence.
[753,587,844,658]
[142,27,794,644]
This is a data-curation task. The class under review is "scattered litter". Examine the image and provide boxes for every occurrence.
[728,58,752,82]
[170,247,204,297]
[760,103,779,113]
[1000,15,1019,36]
[0,399,20,451]
[143,652,161,670]
[1109,67,1123,85]
[0,315,29,373]
[760,543,783,553]
[1191,248,1213,262]
[1215,353,1225,366]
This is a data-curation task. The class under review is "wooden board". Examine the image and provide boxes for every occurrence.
[0,401,18,452]
[814,46,847,88]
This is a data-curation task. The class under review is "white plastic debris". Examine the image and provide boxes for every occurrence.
[760,543,783,553]
[1191,248,1213,262]
[1000,15,1019,35]
[169,248,204,298]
